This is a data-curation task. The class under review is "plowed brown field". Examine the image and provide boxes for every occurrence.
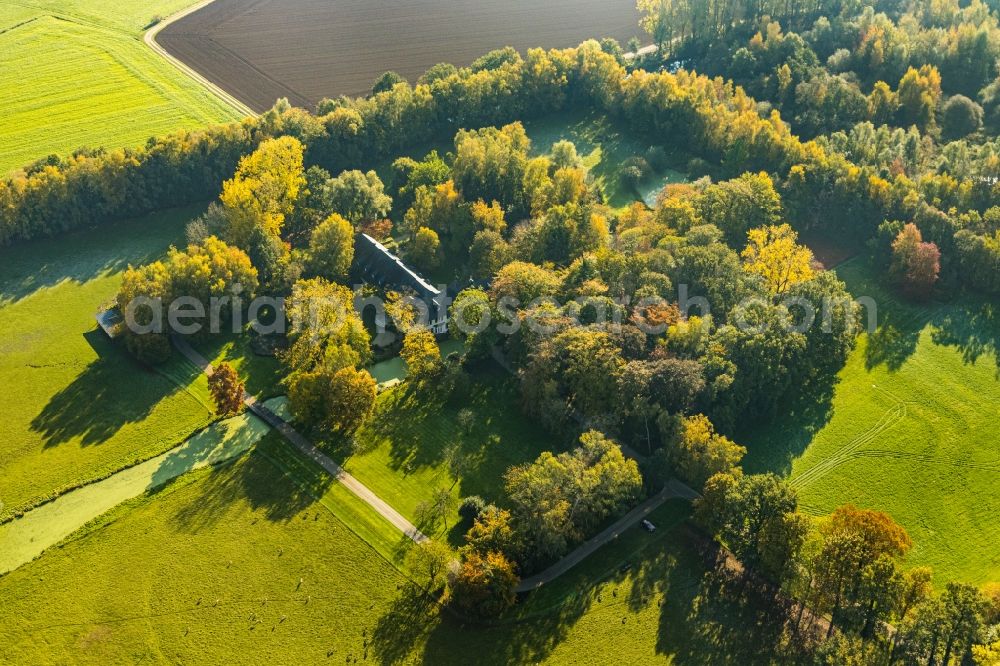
[157,0,641,112]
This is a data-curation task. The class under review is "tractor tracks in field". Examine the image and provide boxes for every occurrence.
[790,384,908,490]
[791,381,1000,492]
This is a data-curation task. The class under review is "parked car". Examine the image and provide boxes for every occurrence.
[640,519,656,533]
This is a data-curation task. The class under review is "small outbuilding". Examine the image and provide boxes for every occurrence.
[95,306,124,339]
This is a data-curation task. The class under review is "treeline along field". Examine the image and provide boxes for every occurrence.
[157,0,642,112]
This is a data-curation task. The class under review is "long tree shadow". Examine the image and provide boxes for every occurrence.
[652,528,804,664]
[0,205,203,305]
[412,585,597,665]
[29,330,198,448]
[350,371,549,505]
[864,310,922,371]
[931,299,1000,375]
[169,437,332,530]
[739,373,838,476]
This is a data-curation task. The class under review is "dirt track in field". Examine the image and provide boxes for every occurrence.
[157,0,642,113]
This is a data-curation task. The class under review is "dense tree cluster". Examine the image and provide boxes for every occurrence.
[42,9,1000,641]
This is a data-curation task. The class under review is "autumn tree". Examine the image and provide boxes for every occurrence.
[742,223,816,294]
[891,223,940,299]
[896,65,942,132]
[282,278,372,432]
[401,327,442,381]
[219,136,305,248]
[490,261,561,305]
[464,505,517,558]
[286,365,376,436]
[283,278,370,374]
[208,362,245,417]
[660,413,746,489]
[469,230,511,278]
[117,236,258,364]
[811,505,913,637]
[504,431,642,563]
[450,551,519,617]
[306,212,354,280]
[409,226,440,271]
[452,123,530,218]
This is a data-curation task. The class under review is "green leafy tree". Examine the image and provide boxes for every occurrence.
[306,212,354,280]
[326,169,392,226]
[372,71,405,94]
[405,539,453,593]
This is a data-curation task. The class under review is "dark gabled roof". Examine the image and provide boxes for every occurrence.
[352,233,440,302]
[96,307,124,338]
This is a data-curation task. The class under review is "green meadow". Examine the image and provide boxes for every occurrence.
[0,447,778,664]
[745,258,1000,584]
[333,368,554,546]
[0,206,213,521]
[0,0,242,175]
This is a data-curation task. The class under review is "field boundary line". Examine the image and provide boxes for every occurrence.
[144,0,257,118]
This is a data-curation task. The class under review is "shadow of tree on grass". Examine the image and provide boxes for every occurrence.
[30,330,199,448]
[931,300,1000,376]
[865,312,922,372]
[168,435,331,531]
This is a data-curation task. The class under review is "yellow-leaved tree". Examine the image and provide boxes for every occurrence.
[742,223,815,294]
[219,136,305,247]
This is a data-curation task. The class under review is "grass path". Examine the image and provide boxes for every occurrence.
[0,399,284,574]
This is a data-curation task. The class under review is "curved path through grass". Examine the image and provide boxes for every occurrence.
[144,0,256,118]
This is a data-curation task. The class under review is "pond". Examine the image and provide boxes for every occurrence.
[368,338,466,385]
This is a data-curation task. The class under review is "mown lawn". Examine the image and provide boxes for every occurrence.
[337,367,554,546]
[744,257,1000,585]
[0,206,214,521]
[0,0,242,175]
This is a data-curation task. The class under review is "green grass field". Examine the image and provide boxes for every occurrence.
[0,449,410,664]
[339,368,554,545]
[0,205,214,521]
[744,258,1000,585]
[0,0,242,175]
[0,449,780,664]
